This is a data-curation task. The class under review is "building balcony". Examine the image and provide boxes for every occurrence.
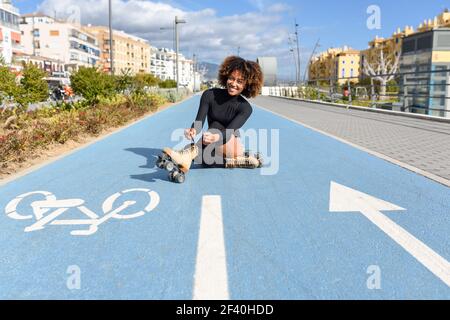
[0,21,20,31]
[69,32,98,46]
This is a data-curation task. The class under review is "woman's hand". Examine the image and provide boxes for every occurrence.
[202,132,220,145]
[184,128,197,140]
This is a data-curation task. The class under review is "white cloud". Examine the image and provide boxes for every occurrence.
[247,0,291,13]
[267,3,291,13]
[37,0,295,78]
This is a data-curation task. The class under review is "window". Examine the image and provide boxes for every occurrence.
[350,69,354,77]
[402,39,415,53]
[342,68,345,78]
[417,35,433,50]
[436,34,450,49]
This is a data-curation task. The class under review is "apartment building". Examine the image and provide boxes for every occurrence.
[309,46,359,85]
[84,25,151,75]
[399,28,450,118]
[360,27,414,81]
[334,49,360,84]
[19,13,100,71]
[150,47,193,86]
[150,47,174,80]
[14,54,65,74]
[417,9,450,32]
[309,48,343,82]
[0,0,24,64]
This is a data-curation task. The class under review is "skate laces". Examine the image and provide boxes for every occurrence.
[228,155,257,167]
[180,144,197,155]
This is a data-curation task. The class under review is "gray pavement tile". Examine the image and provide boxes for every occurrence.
[252,96,450,184]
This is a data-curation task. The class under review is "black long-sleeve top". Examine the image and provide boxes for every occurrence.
[191,88,253,144]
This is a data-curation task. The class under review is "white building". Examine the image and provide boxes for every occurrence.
[0,0,25,64]
[150,46,199,90]
[19,13,100,71]
[150,47,175,81]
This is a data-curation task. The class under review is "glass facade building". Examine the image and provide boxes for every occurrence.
[400,28,450,118]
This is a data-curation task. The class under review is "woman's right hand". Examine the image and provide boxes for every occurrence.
[184,128,197,140]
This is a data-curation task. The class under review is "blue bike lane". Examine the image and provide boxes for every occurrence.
[0,95,449,299]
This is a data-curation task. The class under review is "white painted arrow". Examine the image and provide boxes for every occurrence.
[329,181,450,287]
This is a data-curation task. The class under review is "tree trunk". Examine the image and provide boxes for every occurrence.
[379,79,388,101]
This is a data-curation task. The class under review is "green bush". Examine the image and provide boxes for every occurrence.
[386,79,399,93]
[114,69,134,93]
[135,73,160,87]
[70,67,116,104]
[17,63,49,106]
[0,65,19,105]
[159,79,177,88]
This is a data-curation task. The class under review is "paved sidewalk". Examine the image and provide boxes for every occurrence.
[251,96,450,183]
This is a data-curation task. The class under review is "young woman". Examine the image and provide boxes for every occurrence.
[162,56,264,173]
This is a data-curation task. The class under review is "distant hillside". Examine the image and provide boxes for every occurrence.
[198,62,219,81]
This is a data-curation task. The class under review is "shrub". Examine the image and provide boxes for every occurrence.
[114,69,134,93]
[159,79,177,88]
[0,65,20,105]
[18,63,49,105]
[135,72,160,87]
[70,67,116,104]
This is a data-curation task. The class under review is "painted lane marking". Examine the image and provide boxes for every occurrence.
[5,189,160,236]
[330,181,450,287]
[193,195,230,300]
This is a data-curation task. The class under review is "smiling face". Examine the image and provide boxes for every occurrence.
[226,70,246,96]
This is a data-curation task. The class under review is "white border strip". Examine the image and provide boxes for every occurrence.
[193,195,229,300]
[253,102,450,188]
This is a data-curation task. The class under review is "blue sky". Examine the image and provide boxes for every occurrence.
[12,0,450,80]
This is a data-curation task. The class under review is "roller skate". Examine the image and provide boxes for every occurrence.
[156,143,199,183]
[225,151,264,169]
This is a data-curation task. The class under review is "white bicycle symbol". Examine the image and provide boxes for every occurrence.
[5,188,160,236]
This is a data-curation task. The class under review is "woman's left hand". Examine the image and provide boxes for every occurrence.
[202,132,220,145]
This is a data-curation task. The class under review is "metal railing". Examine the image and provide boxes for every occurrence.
[267,68,450,119]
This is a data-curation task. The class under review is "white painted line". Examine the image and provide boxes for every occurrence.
[193,195,229,300]
[330,181,450,287]
[253,103,450,188]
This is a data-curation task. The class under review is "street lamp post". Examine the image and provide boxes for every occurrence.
[304,39,320,83]
[175,16,186,92]
[160,16,186,91]
[193,53,196,93]
[288,36,298,85]
[294,20,301,85]
[109,0,114,75]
